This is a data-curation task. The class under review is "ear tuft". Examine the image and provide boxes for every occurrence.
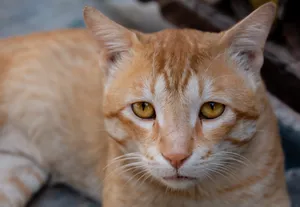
[221,2,277,74]
[83,6,137,62]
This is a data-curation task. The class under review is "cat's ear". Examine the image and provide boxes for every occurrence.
[83,6,139,64]
[220,2,276,73]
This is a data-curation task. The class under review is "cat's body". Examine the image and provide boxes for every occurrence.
[0,3,290,207]
[0,29,107,203]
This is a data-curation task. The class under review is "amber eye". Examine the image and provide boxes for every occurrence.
[200,102,225,119]
[131,102,156,119]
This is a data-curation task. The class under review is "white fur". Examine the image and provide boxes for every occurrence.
[228,119,257,141]
[185,75,201,128]
[228,50,260,91]
[201,77,234,104]
[104,118,128,141]
[142,78,153,101]
[92,21,130,55]
[154,75,167,127]
[230,23,268,52]
[179,146,211,177]
[147,146,170,166]
[201,77,214,101]
[145,146,174,178]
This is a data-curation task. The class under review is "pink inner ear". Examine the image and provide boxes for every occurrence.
[106,50,126,64]
[108,53,117,63]
[239,50,257,71]
[247,51,256,61]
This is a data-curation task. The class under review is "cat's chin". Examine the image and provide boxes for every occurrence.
[159,176,197,190]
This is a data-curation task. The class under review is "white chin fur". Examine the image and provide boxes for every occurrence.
[159,178,197,189]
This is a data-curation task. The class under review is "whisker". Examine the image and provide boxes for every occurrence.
[213,151,253,166]
[106,153,140,164]
[203,171,218,186]
[121,168,148,190]
[222,152,253,167]
[210,164,238,178]
[135,171,153,192]
[203,52,225,74]
[103,152,142,170]
[103,162,144,182]
[205,167,233,183]
[103,156,141,170]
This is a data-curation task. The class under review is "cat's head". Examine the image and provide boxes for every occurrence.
[84,2,276,190]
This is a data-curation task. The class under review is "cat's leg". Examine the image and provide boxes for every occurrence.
[0,127,49,207]
[0,153,48,207]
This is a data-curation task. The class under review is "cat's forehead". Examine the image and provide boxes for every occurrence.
[141,30,221,91]
[109,29,255,109]
[118,30,257,111]
[106,30,257,118]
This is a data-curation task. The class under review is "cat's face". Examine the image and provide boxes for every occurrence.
[102,30,260,189]
[84,3,276,189]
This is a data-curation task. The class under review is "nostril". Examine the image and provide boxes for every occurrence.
[162,152,191,169]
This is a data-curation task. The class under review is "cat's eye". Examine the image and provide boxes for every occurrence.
[131,102,156,119]
[200,102,225,119]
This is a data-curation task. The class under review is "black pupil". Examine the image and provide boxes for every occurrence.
[209,102,215,110]
[141,102,148,110]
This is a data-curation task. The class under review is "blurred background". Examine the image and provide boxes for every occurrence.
[0,0,172,37]
[1,0,300,206]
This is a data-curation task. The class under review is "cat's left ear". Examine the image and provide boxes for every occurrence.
[220,2,276,73]
[83,6,139,70]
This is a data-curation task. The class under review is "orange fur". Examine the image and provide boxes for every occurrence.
[0,2,290,207]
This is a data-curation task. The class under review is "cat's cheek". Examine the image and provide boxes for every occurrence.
[227,119,257,142]
[104,118,128,141]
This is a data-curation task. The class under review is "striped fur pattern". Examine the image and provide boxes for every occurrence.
[0,126,48,206]
[0,2,290,207]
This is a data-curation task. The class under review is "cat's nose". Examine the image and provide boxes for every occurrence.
[162,152,191,169]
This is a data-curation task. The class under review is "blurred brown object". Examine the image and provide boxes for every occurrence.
[137,0,300,114]
[282,0,300,60]
[249,0,278,8]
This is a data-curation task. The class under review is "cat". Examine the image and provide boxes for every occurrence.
[0,2,290,207]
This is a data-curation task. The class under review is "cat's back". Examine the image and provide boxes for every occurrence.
[0,28,96,51]
[0,28,99,72]
[0,28,104,139]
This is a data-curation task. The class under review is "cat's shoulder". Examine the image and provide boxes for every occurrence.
[0,28,94,48]
[0,29,97,62]
[0,28,99,76]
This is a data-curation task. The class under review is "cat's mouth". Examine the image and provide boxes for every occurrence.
[160,174,198,189]
[163,175,196,181]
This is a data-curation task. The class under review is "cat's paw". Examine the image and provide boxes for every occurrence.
[0,153,48,207]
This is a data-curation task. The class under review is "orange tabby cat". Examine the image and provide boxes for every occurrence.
[0,2,290,207]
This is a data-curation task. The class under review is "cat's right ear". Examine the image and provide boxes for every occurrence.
[83,6,139,72]
[219,2,276,79]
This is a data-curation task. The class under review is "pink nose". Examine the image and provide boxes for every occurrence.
[162,153,191,169]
